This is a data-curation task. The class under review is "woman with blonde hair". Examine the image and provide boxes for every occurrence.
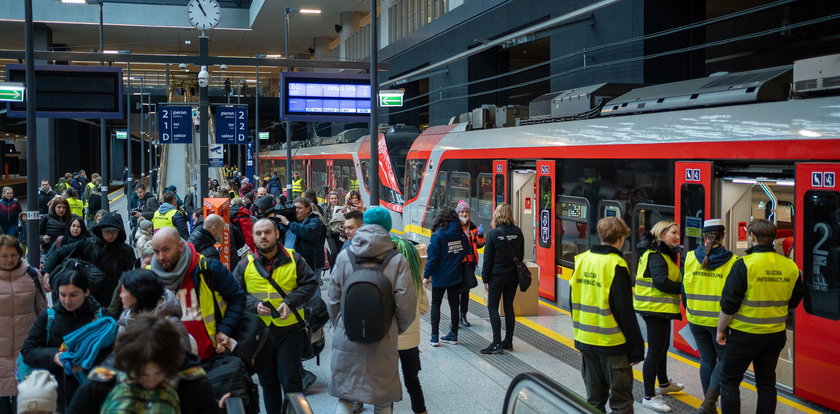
[480,204,523,354]
[634,219,684,412]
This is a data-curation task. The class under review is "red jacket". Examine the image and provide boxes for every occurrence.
[462,222,485,264]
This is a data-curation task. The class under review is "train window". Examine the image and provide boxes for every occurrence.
[556,196,590,266]
[802,190,840,320]
[477,173,493,219]
[360,160,371,189]
[404,159,426,200]
[449,172,471,208]
[680,183,705,252]
[310,159,327,198]
[332,160,356,194]
[423,171,448,229]
[630,203,675,275]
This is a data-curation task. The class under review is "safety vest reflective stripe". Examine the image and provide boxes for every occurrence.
[67,198,84,217]
[570,250,627,347]
[291,179,303,193]
[243,249,303,327]
[152,209,178,232]
[684,251,739,327]
[349,179,359,191]
[191,257,227,347]
[633,250,681,314]
[729,252,799,334]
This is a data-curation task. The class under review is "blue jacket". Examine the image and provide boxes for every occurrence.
[424,221,469,288]
[281,212,327,271]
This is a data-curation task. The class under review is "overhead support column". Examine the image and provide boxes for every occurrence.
[313,37,333,60]
[339,11,363,62]
[198,35,209,200]
[33,24,55,183]
[369,0,380,206]
[98,1,109,211]
[24,0,40,266]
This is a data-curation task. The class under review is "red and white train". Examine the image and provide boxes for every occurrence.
[261,64,840,411]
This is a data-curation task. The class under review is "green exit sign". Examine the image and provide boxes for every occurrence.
[0,82,25,103]
[259,132,269,140]
[115,131,128,140]
[379,90,404,107]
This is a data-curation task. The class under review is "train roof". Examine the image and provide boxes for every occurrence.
[431,96,840,150]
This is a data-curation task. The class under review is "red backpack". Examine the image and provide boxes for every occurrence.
[231,206,255,254]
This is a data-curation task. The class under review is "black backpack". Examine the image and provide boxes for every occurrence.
[50,258,107,305]
[342,250,399,343]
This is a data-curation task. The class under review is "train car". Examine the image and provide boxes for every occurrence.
[398,68,840,410]
[258,125,420,232]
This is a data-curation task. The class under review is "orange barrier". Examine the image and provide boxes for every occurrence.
[203,198,231,269]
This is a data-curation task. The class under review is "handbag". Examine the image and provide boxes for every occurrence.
[461,261,478,291]
[501,235,531,292]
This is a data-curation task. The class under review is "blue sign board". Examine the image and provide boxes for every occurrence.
[215,107,248,145]
[158,106,193,144]
[281,72,371,123]
[245,141,255,181]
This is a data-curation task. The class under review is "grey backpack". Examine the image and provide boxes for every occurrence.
[342,250,399,343]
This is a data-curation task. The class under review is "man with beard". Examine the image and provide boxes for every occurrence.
[233,218,318,412]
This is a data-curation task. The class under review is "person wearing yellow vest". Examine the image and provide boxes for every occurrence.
[717,219,803,414]
[62,188,84,218]
[571,217,644,413]
[148,227,246,363]
[634,219,684,412]
[291,171,305,199]
[683,219,739,414]
[233,218,318,413]
[153,191,189,240]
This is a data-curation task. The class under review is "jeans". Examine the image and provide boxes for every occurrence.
[690,323,726,394]
[430,285,460,337]
[720,336,786,414]
[487,279,517,343]
[258,328,306,413]
[641,316,671,397]
[336,399,392,414]
[581,351,634,414]
[399,347,426,414]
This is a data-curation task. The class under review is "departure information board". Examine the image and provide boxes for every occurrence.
[281,73,371,122]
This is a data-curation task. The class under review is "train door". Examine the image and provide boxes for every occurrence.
[511,170,536,262]
[536,160,556,301]
[326,160,335,191]
[673,161,714,356]
[492,160,508,207]
[304,159,312,191]
[794,163,840,410]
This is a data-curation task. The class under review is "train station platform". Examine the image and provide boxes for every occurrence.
[299,280,829,413]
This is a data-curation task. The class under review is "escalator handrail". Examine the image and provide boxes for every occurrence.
[282,393,314,414]
[502,372,600,414]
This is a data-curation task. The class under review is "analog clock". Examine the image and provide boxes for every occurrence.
[187,0,221,30]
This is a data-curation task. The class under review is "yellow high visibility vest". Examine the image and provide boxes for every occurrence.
[243,250,304,327]
[571,250,627,347]
[349,179,359,191]
[67,197,84,217]
[634,250,681,314]
[152,209,178,232]
[730,251,799,334]
[684,251,739,327]
[292,178,303,194]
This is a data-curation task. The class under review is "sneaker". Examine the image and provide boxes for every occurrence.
[642,396,672,413]
[430,334,440,347]
[480,342,505,354]
[656,379,685,395]
[459,315,471,328]
[440,332,459,344]
[502,340,513,351]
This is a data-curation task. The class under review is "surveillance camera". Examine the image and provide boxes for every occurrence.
[220,64,228,71]
[198,66,209,88]
[179,63,187,70]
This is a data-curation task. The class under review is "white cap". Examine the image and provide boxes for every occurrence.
[703,219,725,232]
[17,370,57,413]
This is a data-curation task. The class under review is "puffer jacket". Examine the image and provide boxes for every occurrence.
[40,212,73,251]
[327,225,416,405]
[0,197,22,229]
[188,227,220,262]
[423,221,470,288]
[0,260,47,397]
[134,228,153,255]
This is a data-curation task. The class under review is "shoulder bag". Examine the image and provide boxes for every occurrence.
[258,263,315,360]
[501,232,531,292]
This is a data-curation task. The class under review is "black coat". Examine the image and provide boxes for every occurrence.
[481,224,524,285]
[137,192,160,221]
[280,212,327,271]
[38,189,55,215]
[20,297,110,411]
[188,227,221,262]
[43,213,136,307]
[39,213,73,251]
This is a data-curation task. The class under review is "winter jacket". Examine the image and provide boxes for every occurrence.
[188,227,220,262]
[20,297,110,411]
[238,182,253,198]
[38,188,55,215]
[117,289,191,352]
[157,202,190,240]
[43,213,136,307]
[462,221,485,264]
[0,197,22,229]
[637,240,682,320]
[327,225,416,405]
[86,191,102,222]
[397,284,429,351]
[48,233,89,256]
[134,228,153,256]
[424,221,470,288]
[137,192,160,221]
[481,224,524,285]
[0,260,47,397]
[267,176,282,196]
[39,213,73,251]
[280,212,327,271]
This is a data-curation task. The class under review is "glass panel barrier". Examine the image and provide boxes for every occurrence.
[503,372,599,414]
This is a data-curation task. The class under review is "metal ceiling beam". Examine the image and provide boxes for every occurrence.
[0,50,386,70]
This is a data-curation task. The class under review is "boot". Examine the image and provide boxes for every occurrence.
[697,388,719,414]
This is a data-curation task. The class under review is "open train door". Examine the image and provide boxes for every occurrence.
[673,161,714,356]
[492,160,508,207]
[536,160,556,301]
[794,163,840,411]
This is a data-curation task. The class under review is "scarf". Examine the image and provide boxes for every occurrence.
[151,244,192,290]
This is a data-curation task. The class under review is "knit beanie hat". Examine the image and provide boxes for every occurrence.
[455,200,470,214]
[364,207,392,232]
[139,219,153,231]
[17,370,57,413]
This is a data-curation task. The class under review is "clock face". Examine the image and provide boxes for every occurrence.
[187,0,221,30]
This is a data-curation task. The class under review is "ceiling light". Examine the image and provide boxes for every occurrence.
[776,180,795,186]
[60,0,90,4]
[299,9,322,14]
[731,178,757,185]
[265,54,283,59]
[798,129,821,138]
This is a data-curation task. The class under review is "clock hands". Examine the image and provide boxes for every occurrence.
[197,1,207,16]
